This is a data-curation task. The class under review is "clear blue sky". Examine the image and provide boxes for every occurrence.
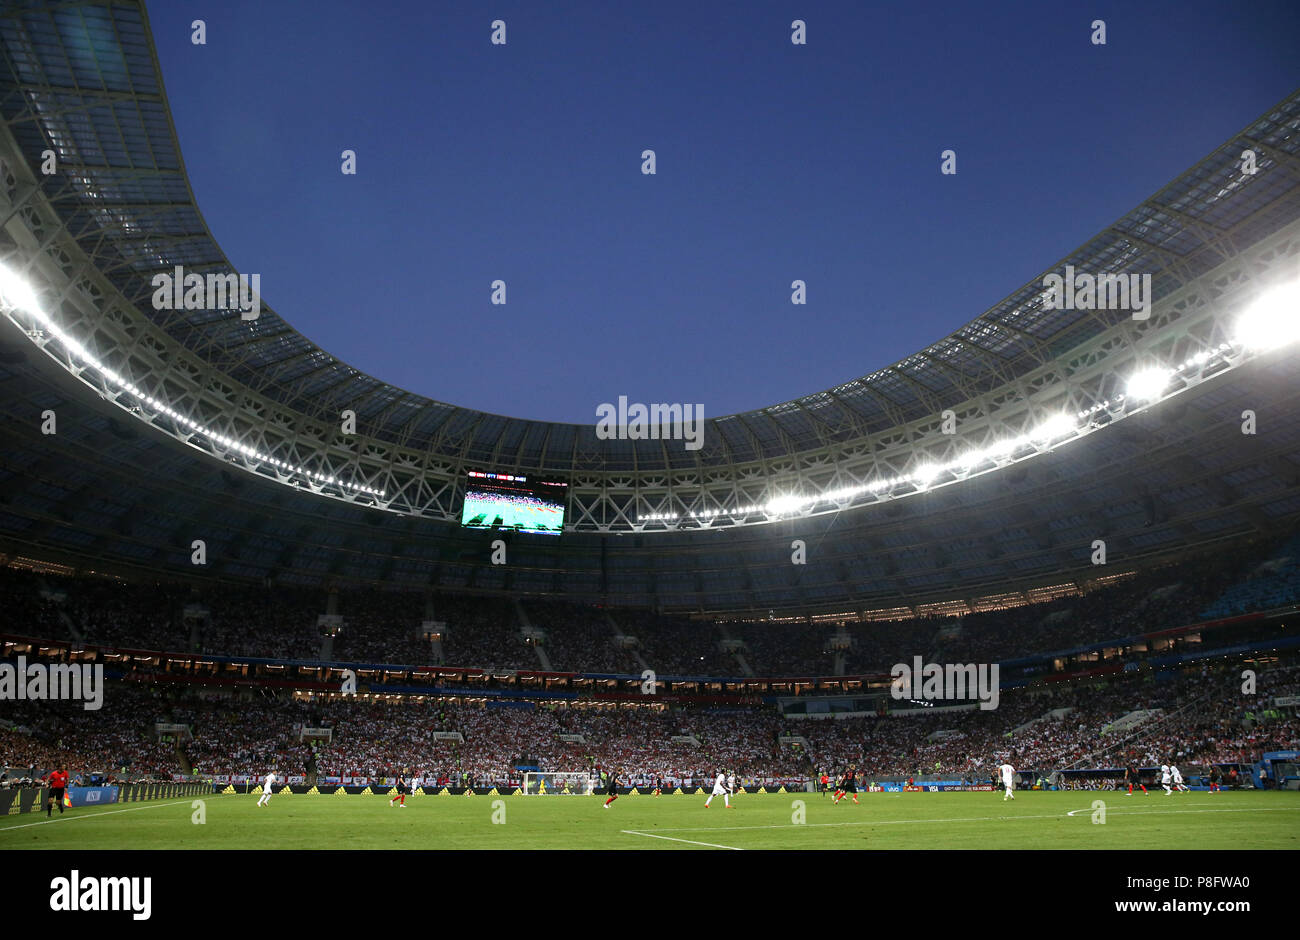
[148,1,1300,424]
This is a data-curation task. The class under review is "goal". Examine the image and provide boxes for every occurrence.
[521,772,596,795]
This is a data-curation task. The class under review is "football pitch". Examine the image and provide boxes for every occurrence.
[3,790,1298,850]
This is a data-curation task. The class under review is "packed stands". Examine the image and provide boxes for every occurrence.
[2,656,1295,789]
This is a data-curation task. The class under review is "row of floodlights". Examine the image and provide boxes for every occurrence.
[641,280,1300,523]
[0,262,385,499]
[2,262,1295,520]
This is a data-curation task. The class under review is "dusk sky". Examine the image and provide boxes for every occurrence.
[148,1,1300,424]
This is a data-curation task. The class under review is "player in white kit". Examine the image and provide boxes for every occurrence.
[1159,764,1173,794]
[998,761,1016,801]
[256,771,277,807]
[1170,764,1187,792]
[704,771,732,808]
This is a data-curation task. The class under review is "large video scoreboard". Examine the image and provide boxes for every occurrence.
[459,470,567,535]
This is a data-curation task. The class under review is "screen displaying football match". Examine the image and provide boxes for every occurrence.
[460,471,567,535]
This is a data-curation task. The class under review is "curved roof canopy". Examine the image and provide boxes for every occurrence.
[0,4,1296,471]
[1,3,1299,613]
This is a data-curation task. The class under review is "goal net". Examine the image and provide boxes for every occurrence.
[521,772,596,795]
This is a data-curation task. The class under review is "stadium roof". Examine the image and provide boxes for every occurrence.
[1,2,1299,613]
[1,3,1298,469]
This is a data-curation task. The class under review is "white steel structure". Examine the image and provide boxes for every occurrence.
[1,4,1298,616]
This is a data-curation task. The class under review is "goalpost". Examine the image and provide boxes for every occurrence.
[520,772,596,795]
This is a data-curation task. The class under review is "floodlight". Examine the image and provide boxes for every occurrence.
[1235,280,1300,350]
[1126,368,1173,401]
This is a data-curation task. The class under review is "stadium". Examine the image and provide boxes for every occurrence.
[0,0,1298,893]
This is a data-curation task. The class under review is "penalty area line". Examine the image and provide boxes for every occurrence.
[0,798,197,832]
[622,829,743,850]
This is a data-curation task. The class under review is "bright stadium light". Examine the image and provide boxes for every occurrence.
[0,260,387,501]
[0,228,1281,531]
[1126,367,1173,401]
[1031,413,1076,441]
[0,262,42,314]
[766,494,806,515]
[956,447,988,472]
[912,463,942,486]
[983,437,1017,460]
[1235,280,1300,350]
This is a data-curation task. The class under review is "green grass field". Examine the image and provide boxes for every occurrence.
[3,790,1298,850]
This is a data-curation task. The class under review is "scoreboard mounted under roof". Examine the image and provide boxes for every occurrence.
[460,470,567,535]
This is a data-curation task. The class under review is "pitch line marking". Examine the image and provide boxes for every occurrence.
[1065,803,1279,817]
[636,805,1297,834]
[639,815,1059,833]
[0,798,197,832]
[622,829,743,850]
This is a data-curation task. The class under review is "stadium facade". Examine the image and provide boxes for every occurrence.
[0,2,1298,620]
